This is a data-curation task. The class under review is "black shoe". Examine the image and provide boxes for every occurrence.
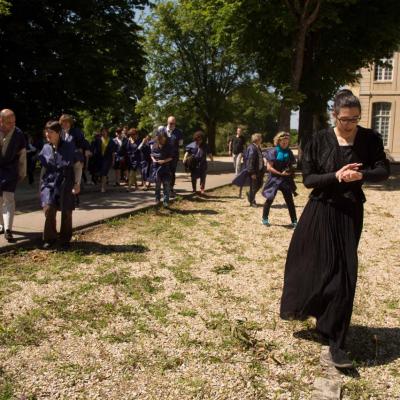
[0,225,4,234]
[170,190,176,198]
[329,347,353,369]
[42,241,55,250]
[4,229,14,242]
[59,242,71,250]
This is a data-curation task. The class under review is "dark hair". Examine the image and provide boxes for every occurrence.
[333,89,361,114]
[193,130,204,141]
[45,120,62,133]
[115,127,123,134]
[127,128,138,137]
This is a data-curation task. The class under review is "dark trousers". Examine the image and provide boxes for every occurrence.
[262,188,297,222]
[191,170,206,192]
[43,205,73,243]
[155,177,171,202]
[27,157,36,184]
[248,173,264,204]
[170,158,178,190]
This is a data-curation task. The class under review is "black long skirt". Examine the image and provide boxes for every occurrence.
[280,198,363,349]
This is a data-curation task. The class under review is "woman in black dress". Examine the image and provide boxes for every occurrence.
[280,90,390,368]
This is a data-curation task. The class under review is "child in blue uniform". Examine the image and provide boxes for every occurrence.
[183,130,213,194]
[90,127,117,193]
[39,121,82,249]
[126,128,141,191]
[139,134,152,190]
[150,128,173,207]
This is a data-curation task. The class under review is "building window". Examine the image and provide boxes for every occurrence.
[374,58,394,81]
[372,102,391,146]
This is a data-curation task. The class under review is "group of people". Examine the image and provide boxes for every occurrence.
[0,88,392,370]
[0,110,215,248]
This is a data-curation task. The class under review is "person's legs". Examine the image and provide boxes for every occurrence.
[249,175,262,205]
[282,189,297,223]
[60,210,73,244]
[200,170,207,193]
[114,168,121,185]
[170,158,178,192]
[234,153,243,175]
[101,176,107,192]
[0,194,4,232]
[27,160,35,185]
[128,170,137,190]
[155,178,162,202]
[237,153,243,174]
[191,174,197,192]
[163,178,171,206]
[248,178,256,205]
[43,205,58,243]
[2,191,15,236]
[233,153,238,173]
[262,198,273,220]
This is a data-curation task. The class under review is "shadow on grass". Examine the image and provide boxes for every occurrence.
[200,194,241,200]
[188,196,227,204]
[168,208,219,216]
[64,241,149,255]
[294,325,400,367]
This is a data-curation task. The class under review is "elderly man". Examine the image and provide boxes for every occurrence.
[166,116,183,195]
[0,109,26,242]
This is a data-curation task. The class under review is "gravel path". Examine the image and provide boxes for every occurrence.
[0,171,399,399]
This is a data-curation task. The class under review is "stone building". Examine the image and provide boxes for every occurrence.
[350,52,400,161]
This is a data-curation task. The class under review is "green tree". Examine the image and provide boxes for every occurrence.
[232,0,400,144]
[0,0,11,15]
[0,0,149,133]
[138,0,251,153]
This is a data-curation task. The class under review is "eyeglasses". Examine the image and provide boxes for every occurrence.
[337,116,361,124]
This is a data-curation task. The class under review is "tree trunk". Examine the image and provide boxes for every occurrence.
[298,100,314,149]
[278,103,291,132]
[205,118,217,154]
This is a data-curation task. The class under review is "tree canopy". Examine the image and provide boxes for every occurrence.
[232,0,400,143]
[0,0,149,133]
[136,0,254,153]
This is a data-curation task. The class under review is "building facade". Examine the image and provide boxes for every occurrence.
[350,52,400,161]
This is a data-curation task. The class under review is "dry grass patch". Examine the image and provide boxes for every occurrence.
[0,176,399,399]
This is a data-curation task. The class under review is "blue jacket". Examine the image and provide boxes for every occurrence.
[39,140,78,210]
[0,127,26,192]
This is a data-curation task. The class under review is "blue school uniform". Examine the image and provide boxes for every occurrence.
[90,136,118,177]
[39,140,78,211]
[126,138,142,171]
[149,141,174,183]
[62,127,87,163]
[139,141,152,182]
[113,137,128,170]
[0,127,26,193]
[262,147,297,200]
[232,143,260,187]
[185,141,211,178]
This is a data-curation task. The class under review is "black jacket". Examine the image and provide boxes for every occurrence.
[302,127,390,203]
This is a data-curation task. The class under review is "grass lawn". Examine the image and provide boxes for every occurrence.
[0,176,399,399]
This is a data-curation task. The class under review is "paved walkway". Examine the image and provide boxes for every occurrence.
[0,157,236,251]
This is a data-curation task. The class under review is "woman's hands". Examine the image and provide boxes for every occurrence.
[72,183,80,195]
[336,163,363,183]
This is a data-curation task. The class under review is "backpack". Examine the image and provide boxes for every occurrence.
[183,153,197,172]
